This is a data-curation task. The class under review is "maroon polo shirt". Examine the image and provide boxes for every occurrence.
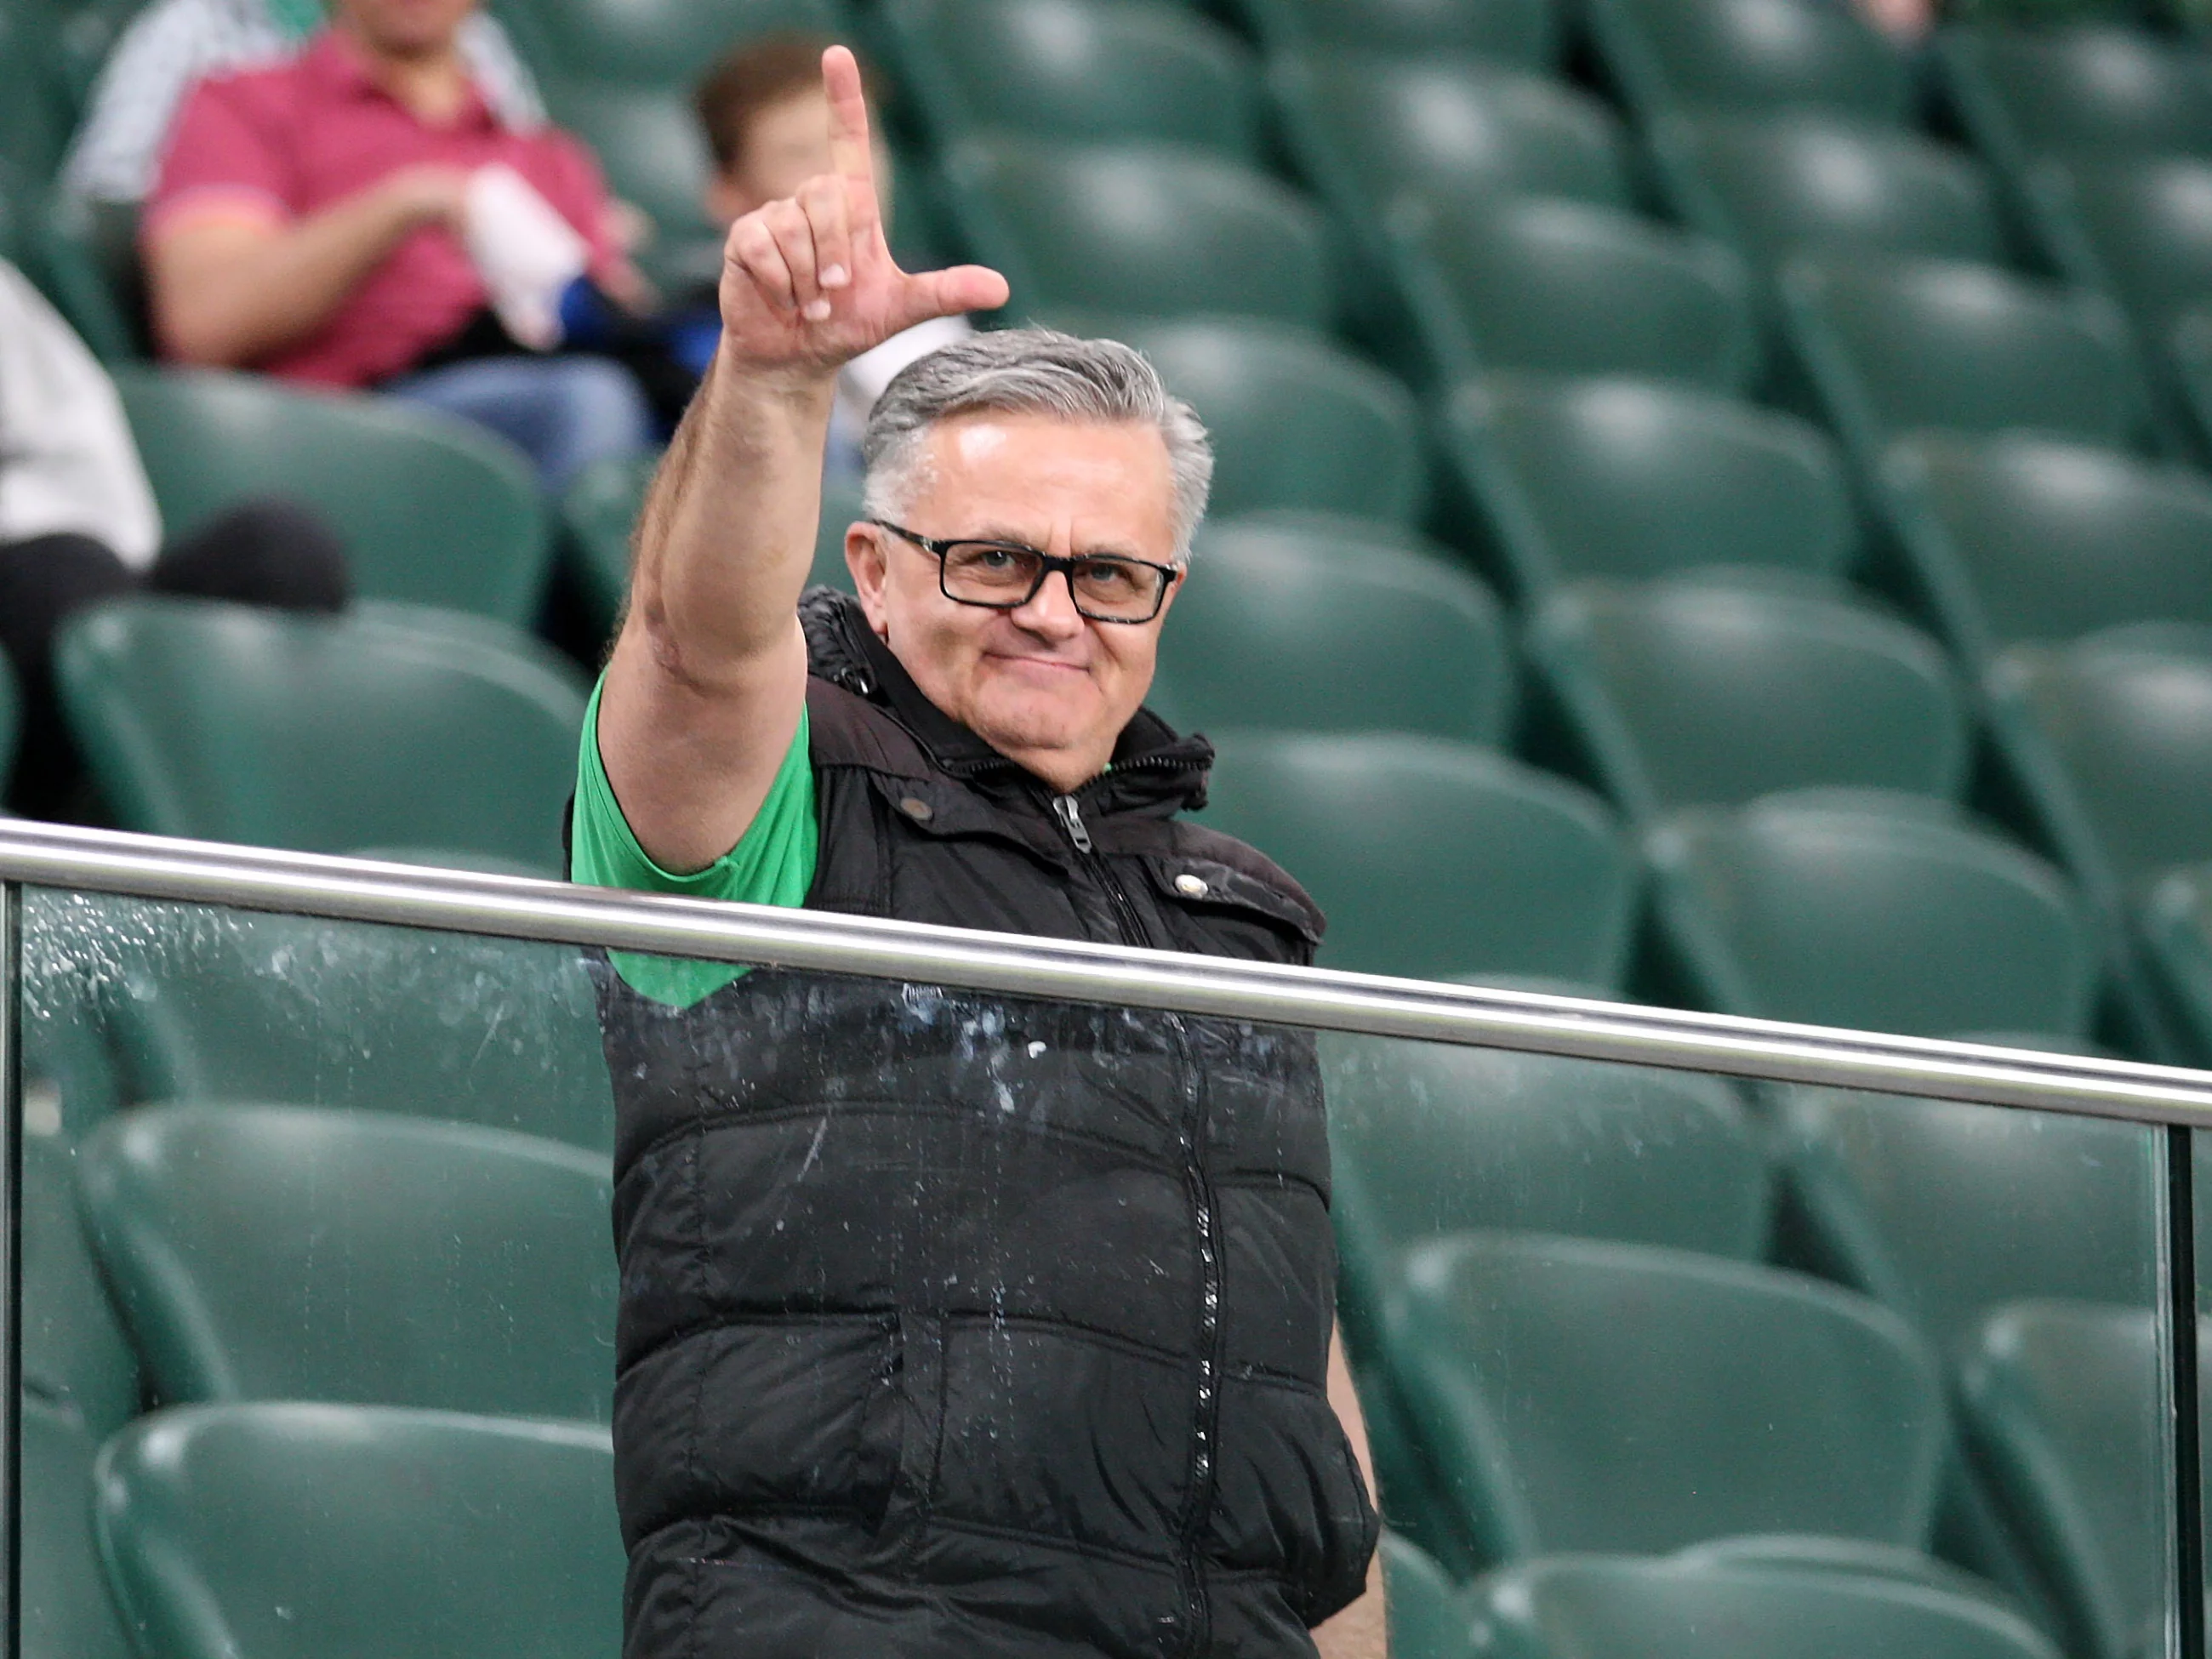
[146,29,615,388]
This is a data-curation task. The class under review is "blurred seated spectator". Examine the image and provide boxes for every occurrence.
[690,33,971,473]
[60,0,547,212]
[141,0,653,493]
[0,259,349,819]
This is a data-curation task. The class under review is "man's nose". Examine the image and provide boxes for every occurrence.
[1010,567,1086,637]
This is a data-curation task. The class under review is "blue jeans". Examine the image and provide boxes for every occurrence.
[384,354,652,496]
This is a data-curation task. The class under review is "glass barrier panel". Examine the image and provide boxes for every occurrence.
[9,887,2186,1659]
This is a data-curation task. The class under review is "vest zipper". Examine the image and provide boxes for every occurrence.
[1052,788,1216,1654]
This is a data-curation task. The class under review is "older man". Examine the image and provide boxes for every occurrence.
[575,46,1385,1659]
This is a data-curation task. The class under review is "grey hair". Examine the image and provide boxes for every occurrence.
[859,328,1213,560]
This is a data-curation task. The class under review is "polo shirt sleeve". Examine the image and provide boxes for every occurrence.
[570,673,819,1009]
[144,74,292,239]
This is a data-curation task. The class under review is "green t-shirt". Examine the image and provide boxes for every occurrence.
[568,675,819,1008]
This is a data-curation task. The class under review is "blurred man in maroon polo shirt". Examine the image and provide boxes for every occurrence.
[143,0,653,492]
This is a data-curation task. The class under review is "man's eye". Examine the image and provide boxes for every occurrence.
[1079,562,1142,593]
[969,547,1024,572]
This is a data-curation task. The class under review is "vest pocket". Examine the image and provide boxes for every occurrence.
[877,1311,947,1547]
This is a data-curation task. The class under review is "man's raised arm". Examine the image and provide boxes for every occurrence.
[597,46,1006,874]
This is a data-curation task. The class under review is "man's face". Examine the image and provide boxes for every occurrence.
[849,413,1183,794]
[705,90,895,227]
[335,0,475,58]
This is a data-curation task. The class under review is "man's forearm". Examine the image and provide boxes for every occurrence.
[625,348,836,690]
[151,185,431,367]
[1314,1561,1389,1659]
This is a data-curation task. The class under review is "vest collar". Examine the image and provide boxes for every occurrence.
[800,588,1214,816]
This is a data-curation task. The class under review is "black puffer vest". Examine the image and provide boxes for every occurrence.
[598,591,1377,1658]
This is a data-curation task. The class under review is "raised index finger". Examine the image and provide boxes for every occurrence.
[823,45,876,194]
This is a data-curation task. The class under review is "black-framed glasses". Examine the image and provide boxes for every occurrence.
[870,521,1181,624]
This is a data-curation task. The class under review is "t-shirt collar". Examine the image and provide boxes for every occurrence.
[304,27,499,130]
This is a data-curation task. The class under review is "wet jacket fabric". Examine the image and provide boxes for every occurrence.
[597,590,1379,1658]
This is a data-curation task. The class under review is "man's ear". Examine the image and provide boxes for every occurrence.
[848,522,892,639]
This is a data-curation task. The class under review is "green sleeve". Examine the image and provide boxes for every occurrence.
[569,674,818,1008]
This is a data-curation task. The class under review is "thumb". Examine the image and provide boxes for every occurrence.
[892,264,1010,330]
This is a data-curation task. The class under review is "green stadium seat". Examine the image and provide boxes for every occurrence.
[0,647,18,792]
[1939,26,2212,181]
[1438,373,1856,601]
[1650,112,2011,276]
[2169,305,2212,458]
[111,367,553,623]
[0,8,74,181]
[944,140,1333,329]
[1147,518,1510,743]
[23,1397,132,1659]
[564,452,860,632]
[80,1103,616,1419]
[1958,1300,2177,1659]
[1779,256,2158,477]
[541,81,720,295]
[95,1404,624,1659]
[24,1130,140,1437]
[1388,1232,1947,1559]
[1200,733,1634,985]
[1380,1534,1476,1658]
[508,0,844,83]
[2144,864,2212,1063]
[92,904,613,1149]
[2,174,143,364]
[1776,1090,2156,1359]
[885,0,1263,162]
[1114,318,1428,526]
[1526,574,1969,822]
[1272,56,1634,302]
[1226,0,1556,63]
[1382,194,1757,394]
[2026,155,2212,351]
[1583,0,1913,126]
[1462,1554,2061,1659]
[54,598,588,873]
[1644,792,2098,1039]
[1672,1534,2029,1612]
[1879,435,2212,671]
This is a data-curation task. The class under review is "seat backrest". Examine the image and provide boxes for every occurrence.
[0,646,18,790]
[1440,373,1855,599]
[1782,255,2150,461]
[945,140,1333,328]
[1392,194,1756,393]
[1940,25,2212,168]
[23,1131,140,1437]
[111,368,552,624]
[23,1396,132,1659]
[1653,111,2008,271]
[1778,1089,2158,1360]
[1114,318,1428,525]
[1274,53,1634,225]
[542,80,717,248]
[79,1103,617,1420]
[510,0,843,81]
[2145,864,2212,1063]
[95,1403,624,1659]
[1958,1300,2173,1659]
[887,0,1263,161]
[1645,792,2097,1038]
[1227,0,1556,62]
[1464,1554,2061,1659]
[1322,1032,1769,1352]
[1200,733,1634,985]
[1584,0,1913,124]
[1883,433,2212,667]
[1149,519,1510,744]
[1380,1533,1476,1659]
[1987,624,2212,896]
[54,598,587,872]
[1392,1231,1947,1558]
[2032,154,2212,334]
[95,903,614,1149]
[1528,575,1969,820]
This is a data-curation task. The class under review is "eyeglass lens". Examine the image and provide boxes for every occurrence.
[941,544,1166,619]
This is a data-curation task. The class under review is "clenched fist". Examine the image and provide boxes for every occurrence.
[718,45,1009,379]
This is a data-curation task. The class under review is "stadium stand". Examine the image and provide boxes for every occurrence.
[2146,866,2212,1063]
[22,1395,133,1659]
[79,1103,618,1418]
[24,1129,140,1437]
[1378,1534,1475,1658]
[94,1404,624,1659]
[1582,0,1916,126]
[1147,518,1511,742]
[1224,0,1559,62]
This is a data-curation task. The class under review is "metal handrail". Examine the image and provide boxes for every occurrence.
[5,818,2212,1124]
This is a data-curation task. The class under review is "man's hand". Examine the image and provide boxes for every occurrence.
[376,162,473,236]
[714,45,1007,385]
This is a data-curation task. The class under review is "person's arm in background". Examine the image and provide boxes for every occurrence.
[595,45,1003,875]
[1314,1322,1391,1658]
[145,164,470,365]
